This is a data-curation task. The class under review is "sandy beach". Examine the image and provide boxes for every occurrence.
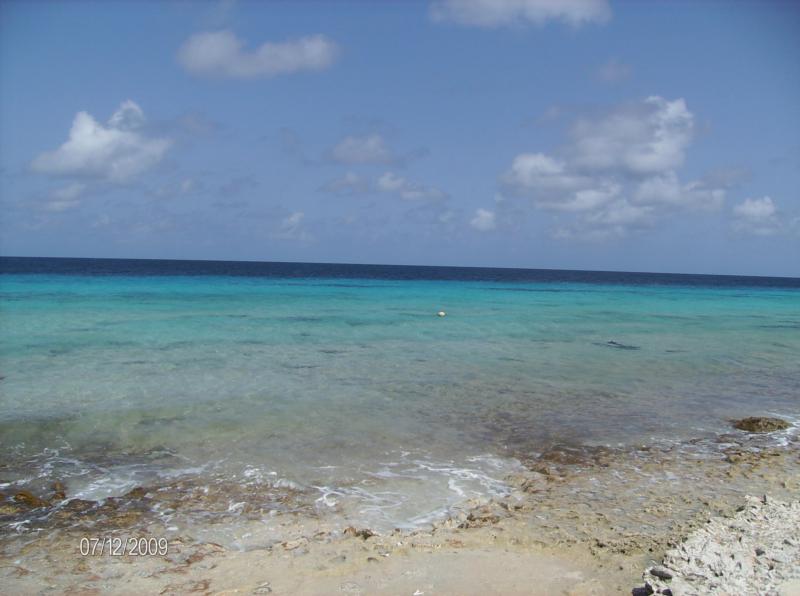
[3,421,798,595]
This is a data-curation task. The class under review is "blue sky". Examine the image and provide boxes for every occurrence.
[1,0,798,276]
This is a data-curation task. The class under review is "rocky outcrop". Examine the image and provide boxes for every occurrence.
[636,495,800,595]
[732,417,791,433]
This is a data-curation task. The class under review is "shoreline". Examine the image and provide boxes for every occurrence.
[2,422,799,594]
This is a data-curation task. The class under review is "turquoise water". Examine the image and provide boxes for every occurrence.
[1,261,799,530]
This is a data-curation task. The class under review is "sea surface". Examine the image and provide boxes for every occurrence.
[1,257,799,537]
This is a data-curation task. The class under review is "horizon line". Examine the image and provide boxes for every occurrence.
[1,254,798,281]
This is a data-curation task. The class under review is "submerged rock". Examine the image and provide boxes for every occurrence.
[59,498,97,514]
[51,481,67,501]
[125,486,149,499]
[604,340,640,350]
[732,417,790,433]
[13,490,48,508]
[0,502,25,516]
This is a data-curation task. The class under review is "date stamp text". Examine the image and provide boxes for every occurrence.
[79,536,169,556]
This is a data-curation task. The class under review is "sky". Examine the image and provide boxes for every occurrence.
[1,0,798,276]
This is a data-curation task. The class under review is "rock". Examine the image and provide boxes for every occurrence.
[634,495,800,596]
[125,486,149,499]
[732,417,790,433]
[53,498,97,519]
[14,490,48,508]
[777,578,800,596]
[51,481,66,501]
[282,538,307,550]
[650,566,673,580]
[605,340,640,350]
[0,503,24,516]
[343,526,374,540]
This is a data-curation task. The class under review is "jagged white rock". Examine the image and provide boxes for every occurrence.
[639,495,800,595]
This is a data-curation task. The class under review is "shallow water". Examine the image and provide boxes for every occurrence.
[1,257,798,533]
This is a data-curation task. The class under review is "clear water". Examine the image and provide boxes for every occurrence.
[1,258,798,531]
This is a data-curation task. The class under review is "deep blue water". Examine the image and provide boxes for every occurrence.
[2,256,798,287]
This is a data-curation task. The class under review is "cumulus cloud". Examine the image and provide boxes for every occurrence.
[633,172,724,211]
[503,153,588,193]
[430,0,611,28]
[31,100,171,182]
[594,58,632,83]
[331,134,395,165]
[377,172,447,201]
[319,170,447,202]
[732,196,782,236]
[501,96,727,238]
[320,171,369,195]
[586,200,653,227]
[734,196,776,220]
[568,96,694,175]
[177,30,339,79]
[470,208,496,231]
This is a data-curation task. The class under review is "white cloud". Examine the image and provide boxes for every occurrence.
[377,172,446,201]
[107,100,146,130]
[501,96,726,238]
[586,200,652,227]
[503,153,587,193]
[282,211,304,230]
[377,172,406,192]
[331,134,394,164]
[569,96,694,175]
[633,172,724,211]
[320,171,369,195]
[733,196,776,219]
[732,196,782,236]
[502,153,622,212]
[43,200,80,212]
[470,208,496,231]
[430,0,611,28]
[31,101,170,182]
[594,58,631,83]
[52,182,85,201]
[275,211,312,241]
[41,182,86,212]
[177,30,339,79]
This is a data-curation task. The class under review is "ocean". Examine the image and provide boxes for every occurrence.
[1,257,798,538]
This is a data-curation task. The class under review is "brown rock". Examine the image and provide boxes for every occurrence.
[14,490,48,508]
[343,526,375,540]
[61,499,97,514]
[125,486,149,499]
[52,481,67,501]
[0,503,24,516]
[732,417,790,433]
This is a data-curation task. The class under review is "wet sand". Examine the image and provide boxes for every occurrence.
[2,427,799,595]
